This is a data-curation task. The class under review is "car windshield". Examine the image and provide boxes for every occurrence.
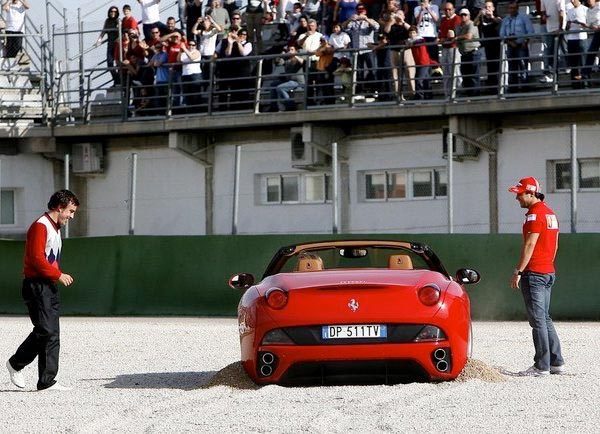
[277,246,430,273]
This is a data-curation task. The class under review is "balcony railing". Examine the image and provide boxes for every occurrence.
[1,26,599,126]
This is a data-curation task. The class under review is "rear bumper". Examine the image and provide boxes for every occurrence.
[248,341,463,385]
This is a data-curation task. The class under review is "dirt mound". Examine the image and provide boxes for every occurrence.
[203,362,259,389]
[455,358,505,383]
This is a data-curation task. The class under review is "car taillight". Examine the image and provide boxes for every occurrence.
[265,288,288,309]
[418,284,441,306]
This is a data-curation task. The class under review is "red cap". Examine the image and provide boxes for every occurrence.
[508,177,541,194]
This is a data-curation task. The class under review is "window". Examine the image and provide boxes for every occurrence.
[364,169,446,201]
[1,190,15,225]
[580,160,600,189]
[413,171,433,198]
[281,175,299,202]
[387,171,407,199]
[435,169,447,197]
[262,173,331,204]
[550,159,600,191]
[305,174,332,202]
[266,176,281,203]
[366,173,386,199]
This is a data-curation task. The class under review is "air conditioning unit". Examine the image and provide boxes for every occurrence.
[442,128,480,161]
[290,127,331,168]
[72,142,103,174]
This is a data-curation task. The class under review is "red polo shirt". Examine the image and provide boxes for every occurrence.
[439,15,461,48]
[523,201,559,273]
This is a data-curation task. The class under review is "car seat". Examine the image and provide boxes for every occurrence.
[388,254,413,270]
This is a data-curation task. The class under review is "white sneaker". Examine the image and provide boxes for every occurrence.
[550,364,565,374]
[40,382,72,391]
[6,360,25,389]
[519,365,550,377]
[539,74,554,83]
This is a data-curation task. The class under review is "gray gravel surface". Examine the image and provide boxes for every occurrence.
[1,317,598,433]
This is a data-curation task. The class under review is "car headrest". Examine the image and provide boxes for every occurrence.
[388,254,413,270]
[296,256,324,272]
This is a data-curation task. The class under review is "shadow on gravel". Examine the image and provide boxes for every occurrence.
[102,371,216,391]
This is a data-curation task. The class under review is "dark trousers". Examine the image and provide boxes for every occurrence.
[107,43,120,85]
[356,52,375,93]
[567,39,586,85]
[415,65,431,99]
[460,50,481,96]
[506,44,529,91]
[482,41,501,89]
[583,32,600,79]
[9,279,60,390]
[4,30,23,58]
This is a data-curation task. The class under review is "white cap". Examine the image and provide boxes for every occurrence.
[458,8,470,15]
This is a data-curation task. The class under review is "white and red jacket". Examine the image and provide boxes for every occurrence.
[23,213,62,281]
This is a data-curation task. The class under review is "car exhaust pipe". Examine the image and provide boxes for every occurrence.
[260,364,273,377]
[261,352,275,365]
[436,360,449,372]
[434,348,446,361]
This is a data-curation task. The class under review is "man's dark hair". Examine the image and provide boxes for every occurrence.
[48,190,80,210]
[534,192,545,201]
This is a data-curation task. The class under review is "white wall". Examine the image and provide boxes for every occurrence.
[498,125,600,233]
[3,123,598,237]
[0,154,55,235]
[86,148,206,236]
[347,134,490,233]
[213,142,334,234]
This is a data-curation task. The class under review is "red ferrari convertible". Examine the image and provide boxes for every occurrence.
[228,240,480,385]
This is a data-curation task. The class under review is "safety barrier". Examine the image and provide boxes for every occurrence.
[0,234,598,319]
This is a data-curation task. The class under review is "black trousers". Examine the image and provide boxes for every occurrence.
[9,278,60,390]
[4,30,23,58]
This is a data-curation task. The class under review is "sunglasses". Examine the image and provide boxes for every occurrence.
[459,13,469,16]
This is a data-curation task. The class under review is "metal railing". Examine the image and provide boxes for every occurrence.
[1,23,600,126]
[48,28,600,125]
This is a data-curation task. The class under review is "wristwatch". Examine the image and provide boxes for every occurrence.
[513,269,523,276]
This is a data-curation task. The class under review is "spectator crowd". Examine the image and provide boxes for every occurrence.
[88,0,600,114]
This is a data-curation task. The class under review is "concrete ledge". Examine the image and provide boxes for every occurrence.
[3,92,599,139]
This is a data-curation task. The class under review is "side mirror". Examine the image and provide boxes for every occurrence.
[455,268,481,285]
[228,273,255,290]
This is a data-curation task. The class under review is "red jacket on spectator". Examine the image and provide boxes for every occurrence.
[122,15,139,32]
[114,36,130,63]
[166,40,185,64]
[410,38,437,66]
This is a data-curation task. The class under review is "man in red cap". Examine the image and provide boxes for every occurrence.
[508,176,564,377]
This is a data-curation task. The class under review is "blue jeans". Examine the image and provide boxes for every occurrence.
[460,50,481,96]
[275,80,302,110]
[520,272,564,371]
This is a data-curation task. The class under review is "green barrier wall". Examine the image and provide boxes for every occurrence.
[0,234,599,319]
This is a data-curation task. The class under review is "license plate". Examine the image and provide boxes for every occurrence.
[322,324,387,339]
